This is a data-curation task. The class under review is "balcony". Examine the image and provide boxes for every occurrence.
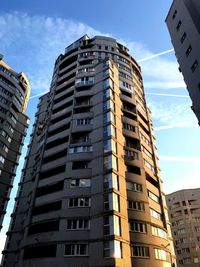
[75,79,94,88]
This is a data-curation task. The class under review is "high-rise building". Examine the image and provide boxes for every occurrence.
[166,188,200,267]
[2,35,175,267]
[166,0,200,124]
[0,55,30,231]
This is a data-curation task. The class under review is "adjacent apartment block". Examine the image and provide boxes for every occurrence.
[166,0,200,124]
[166,189,200,266]
[2,35,175,267]
[0,55,30,231]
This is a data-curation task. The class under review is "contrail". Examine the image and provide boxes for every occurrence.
[138,48,174,62]
[145,92,189,98]
[29,91,49,99]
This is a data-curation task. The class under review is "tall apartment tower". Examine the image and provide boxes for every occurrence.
[166,0,200,124]
[2,35,175,267]
[166,188,200,266]
[0,55,30,231]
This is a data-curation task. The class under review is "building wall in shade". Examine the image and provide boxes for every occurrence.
[0,56,30,231]
[2,35,175,267]
[167,188,200,267]
[166,0,200,124]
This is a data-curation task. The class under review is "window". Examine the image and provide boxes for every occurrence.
[185,45,192,57]
[72,161,89,169]
[118,63,131,73]
[104,215,121,235]
[140,132,151,146]
[191,60,198,73]
[180,32,187,43]
[69,146,92,153]
[77,67,95,74]
[177,249,181,255]
[176,20,182,31]
[76,118,92,125]
[0,85,13,97]
[183,258,191,264]
[150,208,161,220]
[126,181,142,192]
[0,155,5,164]
[129,220,147,233]
[123,122,135,132]
[0,95,11,105]
[1,130,11,142]
[103,111,116,124]
[193,217,200,223]
[104,193,120,212]
[131,246,150,258]
[23,244,57,259]
[64,244,88,256]
[173,219,184,226]
[103,78,114,89]
[119,71,132,81]
[32,201,62,215]
[154,249,170,261]
[195,226,200,232]
[141,145,153,159]
[79,51,95,58]
[66,219,90,230]
[128,201,145,211]
[180,238,187,244]
[104,173,119,190]
[0,142,8,153]
[103,124,116,138]
[70,178,91,187]
[177,228,186,235]
[148,190,159,203]
[152,226,167,239]
[103,88,115,100]
[104,155,118,170]
[104,240,121,258]
[36,181,64,197]
[182,248,190,253]
[104,139,117,153]
[103,99,115,112]
[119,80,133,93]
[172,10,177,20]
[144,160,155,174]
[118,55,130,65]
[8,113,17,124]
[124,149,139,160]
[69,197,91,208]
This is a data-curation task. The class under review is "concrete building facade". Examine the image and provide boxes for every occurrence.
[0,55,30,231]
[166,0,200,124]
[2,35,175,267]
[167,188,200,266]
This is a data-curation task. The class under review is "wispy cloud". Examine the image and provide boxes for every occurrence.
[146,92,189,98]
[144,81,186,89]
[154,121,197,131]
[160,155,200,163]
[0,11,185,96]
[148,99,198,130]
[0,12,105,95]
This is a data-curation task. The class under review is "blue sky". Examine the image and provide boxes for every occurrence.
[1,0,200,256]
